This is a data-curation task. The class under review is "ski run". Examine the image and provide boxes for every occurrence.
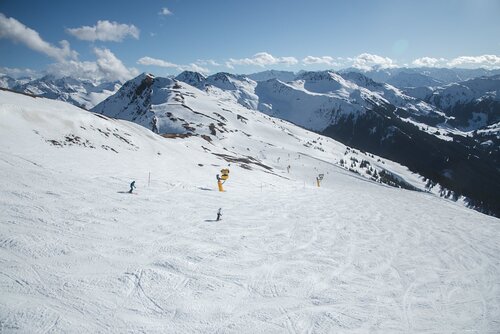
[1,88,500,333]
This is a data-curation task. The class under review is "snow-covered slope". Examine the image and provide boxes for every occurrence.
[385,71,444,88]
[196,68,496,141]
[174,70,448,135]
[429,75,500,108]
[197,68,499,141]
[174,71,260,110]
[425,68,500,84]
[344,67,500,87]
[205,72,259,110]
[8,75,121,109]
[93,73,499,208]
[339,71,441,117]
[253,71,446,133]
[247,70,296,82]
[254,76,374,131]
[0,75,32,89]
[0,74,16,89]
[421,75,500,130]
[103,72,381,143]
[2,89,500,333]
[175,71,207,90]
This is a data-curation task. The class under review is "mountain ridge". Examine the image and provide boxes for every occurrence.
[4,68,499,216]
[91,72,500,216]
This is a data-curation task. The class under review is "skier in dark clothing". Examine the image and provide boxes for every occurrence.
[216,208,222,221]
[129,181,136,193]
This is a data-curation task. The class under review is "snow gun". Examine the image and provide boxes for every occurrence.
[217,168,230,191]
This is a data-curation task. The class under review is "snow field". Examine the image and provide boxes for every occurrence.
[2,145,500,333]
[1,90,500,333]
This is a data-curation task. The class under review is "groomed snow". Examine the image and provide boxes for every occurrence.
[1,90,500,333]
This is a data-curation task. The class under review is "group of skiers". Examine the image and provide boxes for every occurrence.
[127,180,222,221]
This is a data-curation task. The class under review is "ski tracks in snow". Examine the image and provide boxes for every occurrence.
[2,154,500,332]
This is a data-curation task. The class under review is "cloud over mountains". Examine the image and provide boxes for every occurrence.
[66,20,140,42]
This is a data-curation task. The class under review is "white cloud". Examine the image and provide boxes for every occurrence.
[187,63,210,74]
[0,66,39,78]
[0,14,137,82]
[46,48,138,82]
[226,52,298,69]
[137,56,210,74]
[66,20,139,42]
[197,59,221,67]
[159,7,173,16]
[0,13,77,61]
[351,53,397,71]
[47,60,101,80]
[447,55,500,69]
[94,48,138,81]
[302,56,339,66]
[412,55,500,69]
[412,57,447,67]
[409,55,500,69]
[137,56,178,68]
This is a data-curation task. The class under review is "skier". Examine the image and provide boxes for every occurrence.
[151,115,159,134]
[129,180,136,193]
[216,208,222,221]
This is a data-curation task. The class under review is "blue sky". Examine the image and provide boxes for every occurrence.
[1,0,499,81]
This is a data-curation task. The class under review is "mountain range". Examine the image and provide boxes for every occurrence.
[3,81,500,332]
[0,74,121,109]
[341,67,500,88]
[2,67,499,215]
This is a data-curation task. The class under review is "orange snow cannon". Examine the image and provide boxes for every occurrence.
[216,168,230,192]
[217,179,224,192]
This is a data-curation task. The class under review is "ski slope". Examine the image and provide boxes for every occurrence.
[1,90,500,333]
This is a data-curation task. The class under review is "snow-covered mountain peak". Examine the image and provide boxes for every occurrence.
[428,74,500,110]
[199,72,259,109]
[92,73,180,130]
[0,74,16,89]
[293,70,358,94]
[296,70,342,83]
[247,69,296,82]
[125,72,155,85]
[206,72,255,90]
[340,71,385,90]
[4,74,122,109]
[175,71,205,87]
